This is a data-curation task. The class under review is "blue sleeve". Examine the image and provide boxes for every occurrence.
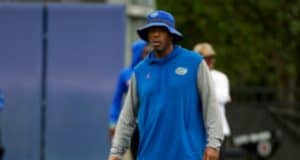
[109,70,128,128]
[0,89,4,111]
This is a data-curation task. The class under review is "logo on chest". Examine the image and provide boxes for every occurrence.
[175,67,188,76]
[146,73,151,79]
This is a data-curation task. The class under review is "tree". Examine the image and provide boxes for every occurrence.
[157,0,300,108]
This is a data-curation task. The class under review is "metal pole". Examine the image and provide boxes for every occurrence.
[40,2,48,160]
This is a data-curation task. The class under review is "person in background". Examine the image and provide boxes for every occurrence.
[109,10,223,160]
[194,42,231,160]
[0,90,3,111]
[109,40,150,160]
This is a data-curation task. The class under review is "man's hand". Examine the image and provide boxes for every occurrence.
[109,127,115,140]
[108,155,121,160]
[203,147,219,160]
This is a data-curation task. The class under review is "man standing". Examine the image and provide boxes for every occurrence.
[109,10,223,160]
[194,43,232,160]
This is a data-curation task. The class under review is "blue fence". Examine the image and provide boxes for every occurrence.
[0,3,125,160]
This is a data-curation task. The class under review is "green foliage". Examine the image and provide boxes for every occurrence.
[80,0,105,3]
[156,0,300,89]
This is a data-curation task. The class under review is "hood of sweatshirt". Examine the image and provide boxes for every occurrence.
[130,40,147,69]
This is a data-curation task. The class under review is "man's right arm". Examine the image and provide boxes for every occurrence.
[109,74,139,159]
[109,71,127,138]
[108,156,121,160]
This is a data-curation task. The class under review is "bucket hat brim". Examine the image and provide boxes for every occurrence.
[137,22,183,42]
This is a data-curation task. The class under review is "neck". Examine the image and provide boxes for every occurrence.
[155,44,174,58]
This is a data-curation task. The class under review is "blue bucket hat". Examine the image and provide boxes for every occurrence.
[137,10,183,42]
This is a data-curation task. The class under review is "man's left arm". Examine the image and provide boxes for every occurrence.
[197,61,224,159]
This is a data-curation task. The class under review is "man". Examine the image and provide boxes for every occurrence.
[109,40,150,159]
[109,10,224,160]
[194,43,231,160]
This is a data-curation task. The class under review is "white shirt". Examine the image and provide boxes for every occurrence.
[211,69,231,136]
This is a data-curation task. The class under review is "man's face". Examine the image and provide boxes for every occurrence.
[204,56,215,70]
[147,27,173,54]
